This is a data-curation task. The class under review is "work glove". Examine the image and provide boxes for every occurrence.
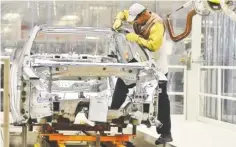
[125,32,139,42]
[112,19,122,31]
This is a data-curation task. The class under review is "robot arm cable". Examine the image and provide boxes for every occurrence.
[164,0,236,42]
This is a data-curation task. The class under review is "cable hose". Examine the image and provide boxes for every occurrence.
[165,9,197,42]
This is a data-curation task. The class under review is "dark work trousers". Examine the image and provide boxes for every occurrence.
[111,71,171,135]
[110,78,129,109]
[110,59,137,109]
[156,73,171,135]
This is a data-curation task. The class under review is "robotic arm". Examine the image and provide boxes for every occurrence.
[166,0,236,42]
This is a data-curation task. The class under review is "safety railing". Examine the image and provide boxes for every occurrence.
[0,56,10,147]
[198,65,236,129]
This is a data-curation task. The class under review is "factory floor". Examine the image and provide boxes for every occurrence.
[2,114,236,147]
[135,115,236,147]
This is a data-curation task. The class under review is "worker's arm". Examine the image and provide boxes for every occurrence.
[137,23,164,52]
[113,10,129,30]
[115,10,129,21]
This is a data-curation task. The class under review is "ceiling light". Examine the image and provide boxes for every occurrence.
[86,36,99,40]
[5,48,14,53]
[205,20,213,24]
[37,3,40,16]
[61,15,79,21]
[90,6,106,10]
[53,1,56,16]
[3,13,20,20]
[3,27,11,33]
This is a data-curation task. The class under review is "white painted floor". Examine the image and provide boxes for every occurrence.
[1,113,236,147]
[136,115,236,147]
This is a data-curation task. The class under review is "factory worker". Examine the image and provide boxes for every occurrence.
[111,3,172,145]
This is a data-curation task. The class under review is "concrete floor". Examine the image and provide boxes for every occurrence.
[10,132,37,147]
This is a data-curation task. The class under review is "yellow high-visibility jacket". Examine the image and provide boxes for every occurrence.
[115,10,165,52]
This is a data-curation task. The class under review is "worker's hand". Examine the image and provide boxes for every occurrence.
[112,19,122,31]
[126,32,139,42]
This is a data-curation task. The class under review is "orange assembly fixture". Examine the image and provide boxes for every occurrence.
[42,133,134,142]
[40,133,135,147]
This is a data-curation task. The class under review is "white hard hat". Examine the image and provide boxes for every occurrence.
[127,3,146,22]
